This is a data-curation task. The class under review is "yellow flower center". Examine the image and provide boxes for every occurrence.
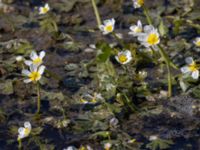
[33,58,42,65]
[118,54,128,63]
[147,33,159,45]
[105,25,113,32]
[29,71,41,82]
[138,0,144,6]
[41,7,49,14]
[189,63,198,71]
[24,128,30,136]
[79,146,86,150]
[135,27,142,33]
[195,40,200,47]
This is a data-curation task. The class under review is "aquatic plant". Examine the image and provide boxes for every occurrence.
[129,20,143,37]
[181,57,199,79]
[22,51,46,114]
[99,18,115,35]
[115,50,132,65]
[39,3,50,15]
[17,122,31,149]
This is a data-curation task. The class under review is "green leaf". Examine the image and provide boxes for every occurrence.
[96,42,112,62]
[146,139,174,150]
[159,19,168,37]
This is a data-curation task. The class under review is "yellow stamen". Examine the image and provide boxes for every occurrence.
[29,72,41,82]
[135,27,142,33]
[118,54,128,63]
[195,40,200,47]
[147,33,159,45]
[189,63,198,71]
[33,58,42,65]
[105,25,113,32]
[24,128,30,136]
[138,0,144,6]
[41,7,49,14]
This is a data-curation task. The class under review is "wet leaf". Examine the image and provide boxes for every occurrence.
[146,139,174,150]
[159,19,168,37]
[42,91,65,101]
[0,80,14,95]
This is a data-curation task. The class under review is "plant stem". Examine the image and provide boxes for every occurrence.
[91,0,102,27]
[143,6,153,25]
[36,82,41,114]
[18,139,22,150]
[157,45,172,97]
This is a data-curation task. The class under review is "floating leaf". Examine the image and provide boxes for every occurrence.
[146,139,174,150]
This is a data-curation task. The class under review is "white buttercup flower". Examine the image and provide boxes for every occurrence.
[129,20,143,36]
[181,57,199,79]
[104,143,112,150]
[115,50,132,64]
[193,37,200,47]
[22,64,45,83]
[133,0,144,8]
[137,25,160,47]
[18,121,31,140]
[99,18,115,35]
[25,51,45,67]
[39,3,50,15]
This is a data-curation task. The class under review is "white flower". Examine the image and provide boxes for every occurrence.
[18,121,31,140]
[109,117,119,127]
[25,51,45,67]
[149,135,158,141]
[137,25,160,47]
[39,3,50,15]
[16,56,24,62]
[115,50,132,64]
[99,18,115,35]
[133,0,144,8]
[63,146,77,150]
[104,143,112,150]
[193,37,200,47]
[22,65,45,83]
[129,20,143,36]
[181,57,199,79]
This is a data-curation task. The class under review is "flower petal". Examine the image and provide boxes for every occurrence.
[18,127,25,134]
[45,3,49,9]
[39,51,46,59]
[111,18,115,25]
[192,70,199,79]
[144,25,154,33]
[99,25,105,31]
[181,66,190,73]
[22,69,31,76]
[24,79,32,83]
[24,121,31,129]
[124,50,131,57]
[24,60,32,66]
[38,65,46,75]
[185,57,193,64]
[30,64,38,72]
[30,51,38,60]
[137,20,142,28]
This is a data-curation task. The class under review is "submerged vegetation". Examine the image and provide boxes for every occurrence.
[0,0,200,149]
